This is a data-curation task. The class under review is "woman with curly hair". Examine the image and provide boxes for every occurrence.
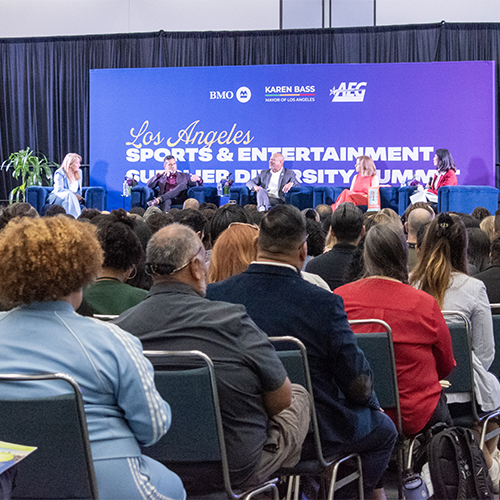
[47,153,84,217]
[84,209,147,315]
[331,156,379,211]
[410,213,500,488]
[0,216,185,500]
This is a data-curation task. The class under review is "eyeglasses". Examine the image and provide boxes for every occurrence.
[228,222,259,230]
[298,234,309,249]
[146,245,203,276]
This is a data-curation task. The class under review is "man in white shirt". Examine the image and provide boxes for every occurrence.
[247,153,300,211]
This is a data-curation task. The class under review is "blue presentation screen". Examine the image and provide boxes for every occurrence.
[90,61,495,210]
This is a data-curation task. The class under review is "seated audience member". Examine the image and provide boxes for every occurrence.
[143,205,163,220]
[411,213,500,488]
[402,201,435,226]
[335,224,455,436]
[248,210,266,226]
[244,203,258,214]
[305,202,364,290]
[84,209,147,315]
[146,211,174,234]
[0,216,184,500]
[460,213,481,229]
[208,222,259,283]
[481,215,496,242]
[472,206,492,222]
[315,203,333,224]
[246,152,300,211]
[114,224,310,490]
[406,208,433,271]
[302,208,320,222]
[0,202,38,230]
[468,227,490,274]
[182,198,199,210]
[128,206,146,217]
[475,237,500,308]
[42,203,67,217]
[127,217,154,292]
[210,204,250,244]
[173,208,207,239]
[78,208,102,221]
[206,205,397,499]
[379,208,402,226]
[146,155,202,211]
[331,156,379,211]
[304,218,326,267]
[495,209,500,239]
[199,202,218,211]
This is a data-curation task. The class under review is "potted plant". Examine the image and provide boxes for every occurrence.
[1,148,56,203]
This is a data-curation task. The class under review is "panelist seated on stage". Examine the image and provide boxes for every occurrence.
[411,148,458,204]
[246,153,300,211]
[331,155,379,211]
[147,155,203,211]
[47,153,85,218]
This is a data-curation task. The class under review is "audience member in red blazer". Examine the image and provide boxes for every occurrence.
[335,223,455,437]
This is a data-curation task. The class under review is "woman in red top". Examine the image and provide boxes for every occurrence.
[331,156,379,211]
[427,148,458,195]
[335,223,455,436]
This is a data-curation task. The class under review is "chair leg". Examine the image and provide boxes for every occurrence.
[327,453,364,500]
[284,475,300,500]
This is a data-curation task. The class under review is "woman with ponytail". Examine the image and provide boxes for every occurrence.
[411,213,500,489]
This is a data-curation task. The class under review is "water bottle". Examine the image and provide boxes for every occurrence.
[402,472,430,500]
[217,181,223,197]
[123,178,129,197]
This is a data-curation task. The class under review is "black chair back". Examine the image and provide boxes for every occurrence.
[0,373,98,500]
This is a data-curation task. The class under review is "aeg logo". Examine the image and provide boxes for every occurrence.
[330,82,367,102]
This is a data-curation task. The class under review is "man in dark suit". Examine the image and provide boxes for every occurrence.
[246,152,300,211]
[147,155,203,211]
[305,202,365,290]
[206,205,397,499]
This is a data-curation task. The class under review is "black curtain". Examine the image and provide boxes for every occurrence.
[1,22,499,201]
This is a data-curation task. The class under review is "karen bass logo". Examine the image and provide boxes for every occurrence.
[209,86,251,103]
[330,82,367,102]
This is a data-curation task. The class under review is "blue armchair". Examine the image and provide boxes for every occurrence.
[26,186,107,213]
[131,185,219,210]
[438,185,499,214]
[229,185,315,210]
[398,185,499,215]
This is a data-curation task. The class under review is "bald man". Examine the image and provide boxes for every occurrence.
[247,153,300,211]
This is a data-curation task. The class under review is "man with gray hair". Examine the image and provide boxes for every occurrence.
[114,223,310,491]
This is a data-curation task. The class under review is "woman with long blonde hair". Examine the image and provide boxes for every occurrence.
[411,212,500,488]
[47,153,84,217]
[331,156,379,211]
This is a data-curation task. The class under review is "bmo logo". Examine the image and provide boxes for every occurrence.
[209,86,251,103]
[209,90,234,100]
